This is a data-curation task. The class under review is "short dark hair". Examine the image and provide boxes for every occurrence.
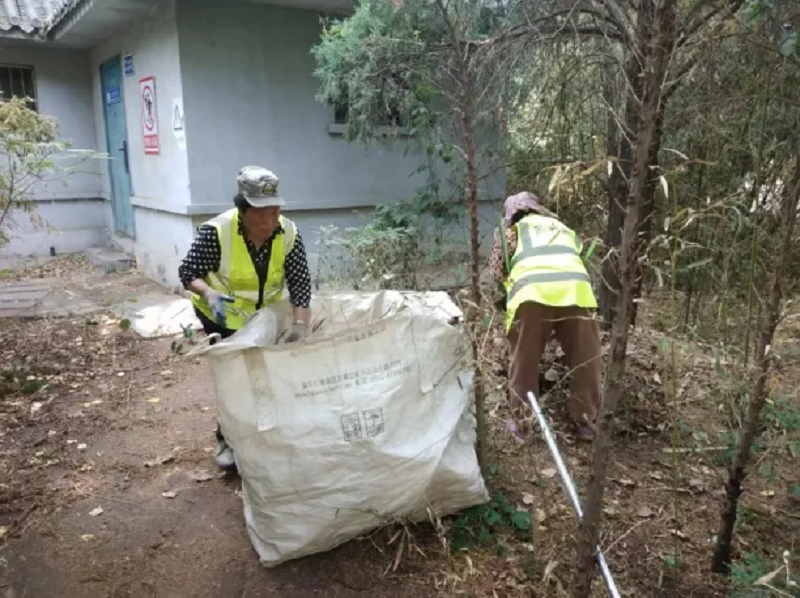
[511,210,529,225]
[233,193,250,213]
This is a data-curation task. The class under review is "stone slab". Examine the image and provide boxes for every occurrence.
[85,247,135,274]
[0,255,54,272]
[0,279,102,319]
[0,280,51,318]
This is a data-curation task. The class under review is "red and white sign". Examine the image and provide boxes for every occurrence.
[139,76,160,155]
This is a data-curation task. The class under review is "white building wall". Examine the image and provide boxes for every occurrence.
[0,45,106,258]
[173,0,502,285]
[2,200,107,257]
[175,0,432,210]
[89,0,194,289]
[3,0,503,284]
[90,0,190,206]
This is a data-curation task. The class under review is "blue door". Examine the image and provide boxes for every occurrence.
[100,57,135,237]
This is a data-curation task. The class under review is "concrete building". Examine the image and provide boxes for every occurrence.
[0,0,503,289]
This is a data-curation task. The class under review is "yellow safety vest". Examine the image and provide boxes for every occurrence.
[191,209,297,330]
[504,214,597,332]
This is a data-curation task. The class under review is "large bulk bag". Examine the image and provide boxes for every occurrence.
[194,291,488,566]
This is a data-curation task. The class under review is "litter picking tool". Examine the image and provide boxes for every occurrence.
[526,391,622,598]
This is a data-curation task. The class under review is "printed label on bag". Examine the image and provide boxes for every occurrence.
[340,413,363,441]
[294,359,411,399]
[288,323,388,358]
[339,409,385,441]
[363,408,384,437]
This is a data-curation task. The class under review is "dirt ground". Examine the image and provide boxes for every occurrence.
[1,256,798,597]
[0,259,433,598]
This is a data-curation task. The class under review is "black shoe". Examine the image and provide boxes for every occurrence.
[214,424,237,471]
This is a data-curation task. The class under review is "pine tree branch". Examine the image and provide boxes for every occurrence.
[676,0,748,51]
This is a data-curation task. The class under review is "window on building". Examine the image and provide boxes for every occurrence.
[333,102,349,126]
[332,101,404,127]
[330,79,405,128]
[0,65,37,111]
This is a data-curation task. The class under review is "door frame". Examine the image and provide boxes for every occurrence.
[99,55,135,238]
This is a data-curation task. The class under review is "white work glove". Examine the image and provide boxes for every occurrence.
[202,288,234,327]
[284,322,307,344]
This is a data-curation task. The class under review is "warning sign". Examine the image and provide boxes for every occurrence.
[173,99,184,132]
[139,76,159,155]
[172,96,185,150]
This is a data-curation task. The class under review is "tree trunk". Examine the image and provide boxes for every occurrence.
[630,105,666,328]
[432,0,487,469]
[461,90,487,470]
[574,0,678,594]
[599,17,648,331]
[711,155,800,574]
[599,66,625,330]
[683,144,708,329]
[600,0,712,330]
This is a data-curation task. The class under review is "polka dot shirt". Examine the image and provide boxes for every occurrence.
[178,215,312,309]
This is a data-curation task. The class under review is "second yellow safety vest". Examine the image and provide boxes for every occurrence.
[504,214,597,331]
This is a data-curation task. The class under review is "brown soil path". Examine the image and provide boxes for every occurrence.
[0,259,432,598]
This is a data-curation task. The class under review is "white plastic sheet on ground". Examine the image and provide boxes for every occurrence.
[193,290,489,567]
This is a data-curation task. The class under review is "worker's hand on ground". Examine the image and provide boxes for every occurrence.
[203,289,234,326]
[284,322,307,344]
[507,396,532,441]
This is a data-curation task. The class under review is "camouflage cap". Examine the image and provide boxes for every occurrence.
[236,166,286,208]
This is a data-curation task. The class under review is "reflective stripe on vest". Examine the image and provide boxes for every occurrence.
[505,214,596,332]
[510,244,584,268]
[191,209,296,330]
[507,270,592,306]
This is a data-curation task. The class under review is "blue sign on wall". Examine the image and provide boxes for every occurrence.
[123,54,134,77]
[106,86,121,105]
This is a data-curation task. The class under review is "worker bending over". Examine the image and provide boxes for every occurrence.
[489,192,602,441]
[178,166,312,469]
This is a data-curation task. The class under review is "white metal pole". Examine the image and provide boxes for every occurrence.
[526,391,621,598]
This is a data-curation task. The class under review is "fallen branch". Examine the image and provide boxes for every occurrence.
[660,446,729,454]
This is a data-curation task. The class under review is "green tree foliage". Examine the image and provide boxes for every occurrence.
[312,0,800,589]
[313,0,546,468]
[0,97,93,247]
[312,0,529,145]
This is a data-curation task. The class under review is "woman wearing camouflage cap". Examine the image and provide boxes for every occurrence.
[178,166,312,470]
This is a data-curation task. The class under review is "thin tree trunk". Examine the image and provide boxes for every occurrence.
[599,0,724,330]
[432,0,486,468]
[683,144,707,329]
[599,17,648,331]
[712,155,800,574]
[742,94,772,367]
[630,105,665,329]
[575,0,678,593]
[599,66,636,330]
[0,159,17,233]
[461,87,487,470]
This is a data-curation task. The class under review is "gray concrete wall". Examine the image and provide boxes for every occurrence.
[171,0,504,290]
[0,46,103,200]
[175,0,433,209]
[136,208,198,291]
[0,45,106,257]
[87,0,196,288]
[90,0,189,206]
[291,200,502,289]
[2,199,107,257]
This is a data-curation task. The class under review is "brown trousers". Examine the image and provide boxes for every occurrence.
[508,302,603,425]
